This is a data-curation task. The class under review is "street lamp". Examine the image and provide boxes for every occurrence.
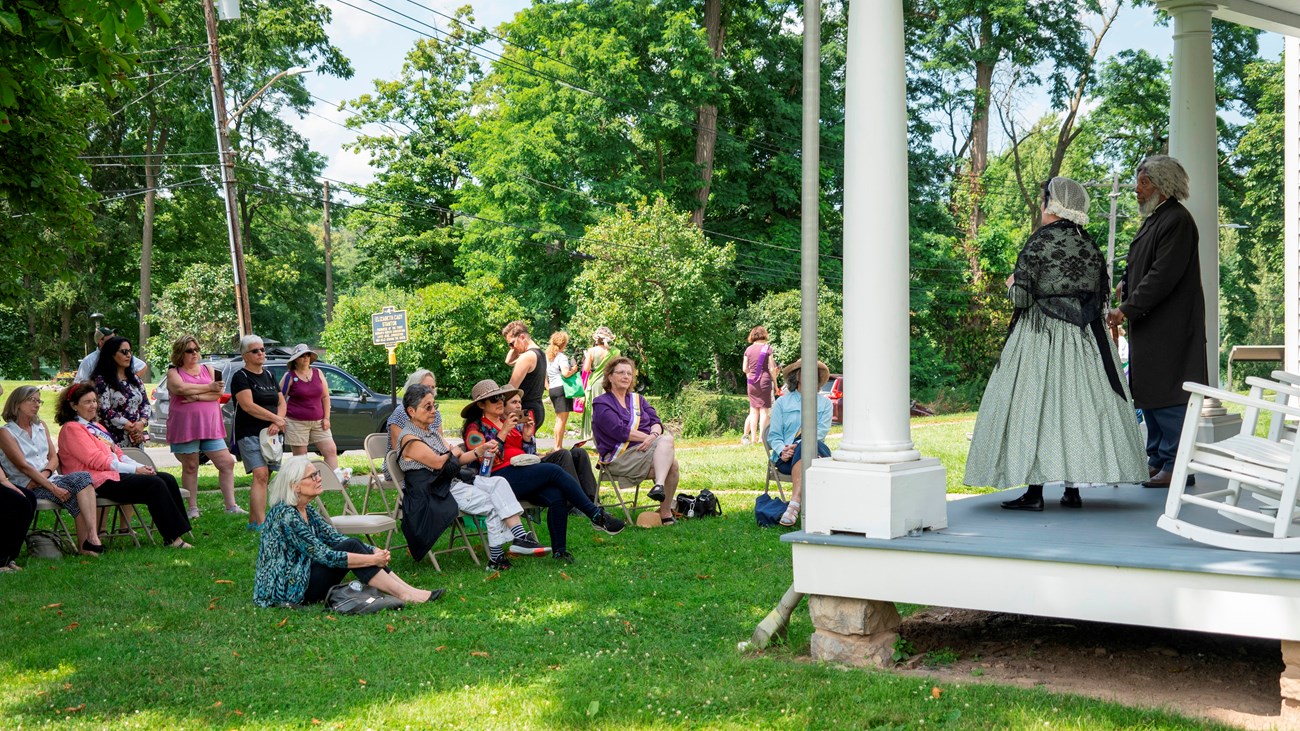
[228,66,311,125]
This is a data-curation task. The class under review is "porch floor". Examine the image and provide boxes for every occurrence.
[785,485,1300,641]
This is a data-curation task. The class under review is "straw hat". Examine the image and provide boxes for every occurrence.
[286,343,319,366]
[781,359,830,388]
[460,379,523,419]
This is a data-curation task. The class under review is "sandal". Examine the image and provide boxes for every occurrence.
[647,484,666,502]
[778,502,801,527]
[658,513,676,526]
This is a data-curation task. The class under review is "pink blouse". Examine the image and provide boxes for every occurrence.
[167,365,226,443]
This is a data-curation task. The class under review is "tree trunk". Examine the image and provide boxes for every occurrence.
[964,12,994,285]
[24,274,39,378]
[690,0,726,228]
[140,86,167,381]
[59,305,71,372]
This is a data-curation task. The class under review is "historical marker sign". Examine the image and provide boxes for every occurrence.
[371,306,408,347]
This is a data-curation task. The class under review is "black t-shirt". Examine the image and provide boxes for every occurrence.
[231,367,280,440]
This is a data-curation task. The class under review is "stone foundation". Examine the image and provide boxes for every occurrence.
[1283,641,1300,722]
[808,595,900,668]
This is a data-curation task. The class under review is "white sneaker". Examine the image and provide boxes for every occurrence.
[740,436,751,446]
[187,507,201,520]
[224,504,248,515]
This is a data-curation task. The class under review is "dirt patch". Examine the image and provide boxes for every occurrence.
[897,608,1285,729]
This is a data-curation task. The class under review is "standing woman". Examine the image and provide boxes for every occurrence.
[281,344,339,472]
[545,331,580,449]
[166,335,241,519]
[56,383,193,548]
[579,327,618,438]
[92,335,150,447]
[964,177,1146,509]
[231,335,286,528]
[740,326,780,446]
[502,320,548,431]
[0,385,102,556]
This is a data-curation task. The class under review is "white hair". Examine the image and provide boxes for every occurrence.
[1136,155,1189,202]
[239,334,264,354]
[404,369,435,390]
[267,455,313,509]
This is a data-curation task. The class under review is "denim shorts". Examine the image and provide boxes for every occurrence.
[237,435,279,474]
[170,438,228,455]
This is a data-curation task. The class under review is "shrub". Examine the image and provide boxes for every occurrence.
[321,280,525,398]
[657,386,751,438]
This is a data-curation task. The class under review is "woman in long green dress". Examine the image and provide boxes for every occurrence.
[964,177,1147,510]
[579,327,619,439]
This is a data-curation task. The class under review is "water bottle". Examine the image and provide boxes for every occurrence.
[479,448,493,477]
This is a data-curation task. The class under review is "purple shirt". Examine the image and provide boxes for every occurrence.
[591,391,661,461]
[283,367,326,421]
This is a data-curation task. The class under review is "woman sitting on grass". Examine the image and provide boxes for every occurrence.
[397,384,548,573]
[590,357,681,525]
[254,455,443,607]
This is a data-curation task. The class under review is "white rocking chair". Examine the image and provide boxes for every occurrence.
[1157,379,1300,552]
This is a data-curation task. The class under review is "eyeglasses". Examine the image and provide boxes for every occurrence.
[246,348,265,354]
[25,396,42,405]
[184,348,200,355]
[302,470,322,482]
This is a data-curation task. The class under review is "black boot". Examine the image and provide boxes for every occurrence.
[1001,484,1044,512]
[1060,486,1082,508]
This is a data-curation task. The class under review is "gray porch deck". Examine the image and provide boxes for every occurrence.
[785,485,1300,641]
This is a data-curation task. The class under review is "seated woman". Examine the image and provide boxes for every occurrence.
[91,335,150,447]
[0,385,102,556]
[765,359,834,527]
[56,383,194,549]
[0,470,33,572]
[503,392,600,504]
[397,384,548,572]
[254,455,443,607]
[462,379,624,564]
[387,369,440,455]
[591,357,682,525]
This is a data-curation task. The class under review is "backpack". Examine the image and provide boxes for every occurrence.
[324,580,404,615]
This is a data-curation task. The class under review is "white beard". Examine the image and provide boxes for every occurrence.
[1138,195,1162,218]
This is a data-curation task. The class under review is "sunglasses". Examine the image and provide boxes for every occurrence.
[184,347,200,355]
[483,394,505,404]
[246,347,265,354]
[117,348,132,356]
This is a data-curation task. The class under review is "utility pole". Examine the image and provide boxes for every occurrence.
[203,0,252,338]
[323,180,334,323]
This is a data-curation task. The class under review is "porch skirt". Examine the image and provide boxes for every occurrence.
[963,310,1147,490]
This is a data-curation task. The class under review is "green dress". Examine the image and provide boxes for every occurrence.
[580,346,619,439]
[964,222,1147,489]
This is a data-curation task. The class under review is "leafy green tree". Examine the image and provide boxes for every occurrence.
[144,262,239,369]
[321,281,525,398]
[567,198,734,393]
[736,287,844,374]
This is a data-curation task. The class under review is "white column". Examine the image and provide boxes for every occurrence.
[1165,1,1221,388]
[1286,36,1300,376]
[802,0,946,539]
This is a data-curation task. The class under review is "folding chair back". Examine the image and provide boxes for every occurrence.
[361,433,394,514]
[311,459,397,548]
[1157,378,1300,552]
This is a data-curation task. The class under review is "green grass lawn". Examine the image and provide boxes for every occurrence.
[0,381,1242,729]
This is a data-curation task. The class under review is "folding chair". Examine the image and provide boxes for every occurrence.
[92,449,154,547]
[1157,378,1300,552]
[384,452,480,570]
[760,424,789,501]
[311,459,397,548]
[361,433,395,515]
[122,446,195,543]
[30,498,76,545]
[594,462,655,524]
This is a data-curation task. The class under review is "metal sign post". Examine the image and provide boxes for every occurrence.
[371,306,409,405]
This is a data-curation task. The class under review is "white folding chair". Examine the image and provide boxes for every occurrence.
[361,433,395,515]
[760,424,789,501]
[30,498,76,545]
[311,459,397,548]
[384,452,480,570]
[1157,379,1300,552]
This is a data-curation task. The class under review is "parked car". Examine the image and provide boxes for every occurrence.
[820,374,844,425]
[148,351,396,451]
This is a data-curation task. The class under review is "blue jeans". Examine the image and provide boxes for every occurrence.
[1142,404,1188,473]
[774,439,831,475]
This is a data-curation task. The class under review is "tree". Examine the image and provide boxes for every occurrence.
[736,286,844,373]
[144,262,239,368]
[567,197,734,393]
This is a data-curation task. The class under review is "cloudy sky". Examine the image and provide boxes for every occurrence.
[293,1,1283,187]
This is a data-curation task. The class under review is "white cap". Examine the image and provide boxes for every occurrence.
[1043,177,1090,226]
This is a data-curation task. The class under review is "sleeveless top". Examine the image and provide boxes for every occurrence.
[518,346,548,402]
[283,367,326,421]
[398,421,451,472]
[0,421,50,487]
[168,365,226,443]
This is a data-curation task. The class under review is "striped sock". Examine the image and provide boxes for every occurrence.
[489,545,504,563]
[510,524,527,540]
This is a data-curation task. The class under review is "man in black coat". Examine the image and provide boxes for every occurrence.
[1106,155,1207,488]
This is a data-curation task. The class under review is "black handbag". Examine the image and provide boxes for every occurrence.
[695,489,722,517]
[324,580,404,615]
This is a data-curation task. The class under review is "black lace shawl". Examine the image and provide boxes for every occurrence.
[1007,220,1125,398]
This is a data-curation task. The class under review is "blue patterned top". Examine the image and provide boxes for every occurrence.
[253,503,351,607]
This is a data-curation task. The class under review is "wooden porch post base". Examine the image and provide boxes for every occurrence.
[808,595,900,667]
